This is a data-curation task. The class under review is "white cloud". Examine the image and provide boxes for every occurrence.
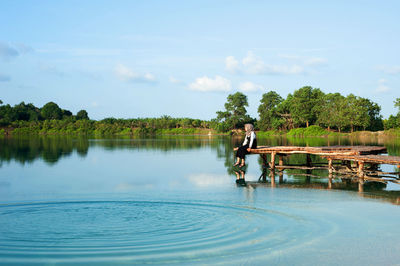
[240,51,305,75]
[0,73,11,82]
[242,51,266,74]
[304,57,327,66]
[278,54,327,66]
[377,65,400,75]
[188,173,231,187]
[376,78,391,92]
[277,54,302,60]
[115,64,156,83]
[188,75,232,92]
[238,81,263,92]
[225,56,241,73]
[226,52,326,75]
[169,76,182,84]
[264,64,304,75]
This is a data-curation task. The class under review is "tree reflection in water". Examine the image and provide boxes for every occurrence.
[1,135,400,204]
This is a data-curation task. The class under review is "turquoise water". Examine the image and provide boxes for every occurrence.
[1,136,400,265]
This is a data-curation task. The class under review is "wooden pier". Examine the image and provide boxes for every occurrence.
[248,145,400,186]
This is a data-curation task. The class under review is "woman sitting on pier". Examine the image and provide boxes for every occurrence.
[234,123,257,167]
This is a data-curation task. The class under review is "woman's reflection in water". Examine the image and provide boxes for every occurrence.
[234,169,246,187]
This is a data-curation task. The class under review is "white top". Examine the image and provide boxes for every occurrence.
[242,131,256,148]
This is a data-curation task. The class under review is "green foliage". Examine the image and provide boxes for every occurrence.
[289,86,324,127]
[256,130,282,137]
[0,89,391,137]
[287,125,336,137]
[216,92,254,130]
[384,115,399,130]
[76,110,89,120]
[41,102,63,120]
[257,91,283,131]
[395,98,400,111]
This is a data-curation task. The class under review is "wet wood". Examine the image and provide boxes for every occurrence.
[275,165,327,170]
[358,161,365,178]
[328,158,333,174]
[245,145,400,187]
[270,151,276,170]
[306,154,312,167]
[250,145,387,156]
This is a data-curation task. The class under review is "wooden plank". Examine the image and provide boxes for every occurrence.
[324,155,400,165]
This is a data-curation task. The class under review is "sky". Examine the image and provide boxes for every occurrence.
[0,0,399,120]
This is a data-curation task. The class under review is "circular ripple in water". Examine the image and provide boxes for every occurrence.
[0,201,329,264]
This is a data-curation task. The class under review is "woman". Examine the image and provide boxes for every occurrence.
[234,123,257,167]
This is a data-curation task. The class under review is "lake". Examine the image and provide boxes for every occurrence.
[1,135,400,265]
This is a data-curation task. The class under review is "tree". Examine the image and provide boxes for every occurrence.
[384,115,398,129]
[76,110,89,120]
[257,91,283,131]
[345,94,370,132]
[317,93,345,131]
[395,98,400,111]
[358,97,383,131]
[216,92,252,130]
[41,102,62,120]
[272,94,295,130]
[393,98,400,128]
[290,86,324,127]
[62,109,73,119]
[11,102,41,121]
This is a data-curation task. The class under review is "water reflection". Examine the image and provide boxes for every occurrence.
[3,135,400,165]
[1,135,400,204]
[232,166,400,205]
[0,136,89,165]
[234,169,246,187]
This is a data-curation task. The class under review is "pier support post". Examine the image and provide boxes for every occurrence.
[278,155,284,170]
[270,169,276,187]
[328,158,333,174]
[345,160,352,172]
[270,152,276,171]
[357,161,365,193]
[261,154,268,167]
[306,154,312,167]
[358,178,364,193]
[279,171,284,183]
[357,161,365,178]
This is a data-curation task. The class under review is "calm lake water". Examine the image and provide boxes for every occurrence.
[1,135,400,265]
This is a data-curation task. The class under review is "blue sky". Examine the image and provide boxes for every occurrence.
[0,0,399,120]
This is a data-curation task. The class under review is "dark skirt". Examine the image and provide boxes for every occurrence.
[235,138,257,159]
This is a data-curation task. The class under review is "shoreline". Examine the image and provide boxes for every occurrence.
[2,126,400,139]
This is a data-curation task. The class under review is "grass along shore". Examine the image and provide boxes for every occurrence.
[2,123,400,138]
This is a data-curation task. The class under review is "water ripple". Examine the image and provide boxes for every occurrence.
[0,200,333,264]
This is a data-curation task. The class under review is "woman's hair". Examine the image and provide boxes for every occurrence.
[244,124,254,136]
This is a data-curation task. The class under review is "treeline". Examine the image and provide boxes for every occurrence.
[0,100,89,125]
[2,86,400,136]
[214,86,399,132]
[0,99,212,135]
[385,99,400,129]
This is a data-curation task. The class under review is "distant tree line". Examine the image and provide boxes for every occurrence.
[385,98,400,130]
[214,86,397,132]
[1,87,400,135]
[0,100,89,126]
[0,100,212,135]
